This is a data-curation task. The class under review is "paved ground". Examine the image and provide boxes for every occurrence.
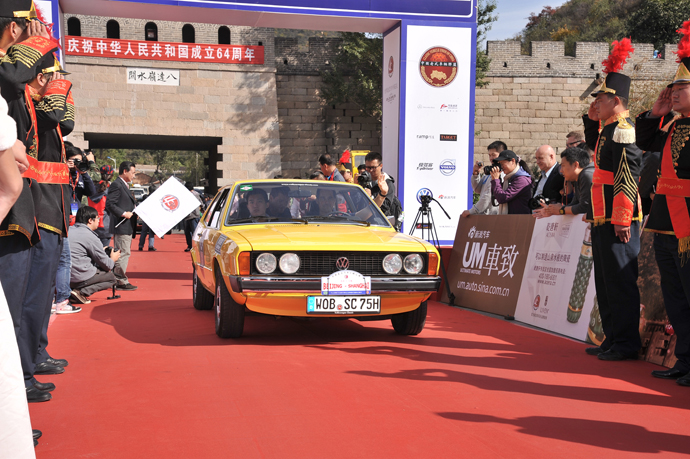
[31,235,690,458]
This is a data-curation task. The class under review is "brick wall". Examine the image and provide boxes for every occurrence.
[276,74,380,178]
[475,40,679,165]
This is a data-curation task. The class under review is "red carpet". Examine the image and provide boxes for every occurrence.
[31,234,690,458]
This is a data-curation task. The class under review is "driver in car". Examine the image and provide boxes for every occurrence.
[246,189,269,217]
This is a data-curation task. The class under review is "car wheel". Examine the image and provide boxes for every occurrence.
[391,301,427,335]
[192,266,214,310]
[215,269,245,339]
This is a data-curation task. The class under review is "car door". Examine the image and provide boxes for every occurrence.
[202,188,231,284]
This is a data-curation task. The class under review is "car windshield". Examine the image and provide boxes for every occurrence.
[225,181,391,228]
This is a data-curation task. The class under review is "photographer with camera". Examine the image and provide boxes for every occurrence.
[462,141,504,217]
[532,147,594,219]
[68,206,119,304]
[490,150,533,214]
[65,143,97,210]
[358,152,402,230]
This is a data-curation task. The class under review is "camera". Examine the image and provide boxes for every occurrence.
[419,195,432,206]
[483,160,500,176]
[104,246,113,256]
[71,151,94,173]
[528,195,551,210]
[357,170,373,189]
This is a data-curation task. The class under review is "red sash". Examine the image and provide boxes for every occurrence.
[591,127,606,225]
[658,122,690,257]
[21,155,69,184]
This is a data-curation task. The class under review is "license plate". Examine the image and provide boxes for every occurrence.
[307,296,381,315]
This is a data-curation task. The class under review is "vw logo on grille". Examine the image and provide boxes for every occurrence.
[335,257,349,271]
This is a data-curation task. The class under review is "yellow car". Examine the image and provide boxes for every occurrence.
[191,179,441,339]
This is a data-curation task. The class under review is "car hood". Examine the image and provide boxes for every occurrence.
[227,224,431,252]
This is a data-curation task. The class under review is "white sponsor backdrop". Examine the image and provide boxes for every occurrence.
[403,25,473,243]
[514,216,597,341]
[134,177,202,238]
[382,26,401,180]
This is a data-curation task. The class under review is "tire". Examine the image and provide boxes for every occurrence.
[193,266,214,310]
[215,268,245,338]
[391,301,427,335]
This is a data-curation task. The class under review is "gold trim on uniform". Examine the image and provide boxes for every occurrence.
[38,222,62,235]
[673,62,690,85]
[614,148,638,204]
[586,215,643,225]
[644,228,677,235]
[671,125,690,167]
[1,44,43,69]
[35,94,66,113]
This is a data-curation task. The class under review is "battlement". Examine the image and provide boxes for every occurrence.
[275,37,341,75]
[486,40,679,80]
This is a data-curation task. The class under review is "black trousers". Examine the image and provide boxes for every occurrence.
[591,221,642,355]
[654,233,690,372]
[17,229,62,385]
[0,234,33,335]
[71,269,117,296]
[184,218,199,249]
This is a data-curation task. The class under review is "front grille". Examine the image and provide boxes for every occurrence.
[250,251,427,276]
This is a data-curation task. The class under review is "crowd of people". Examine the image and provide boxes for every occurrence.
[461,34,690,389]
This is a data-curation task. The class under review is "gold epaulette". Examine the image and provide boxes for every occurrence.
[613,118,635,144]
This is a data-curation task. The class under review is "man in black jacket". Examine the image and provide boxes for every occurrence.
[532,145,564,204]
[105,161,137,290]
[533,147,594,218]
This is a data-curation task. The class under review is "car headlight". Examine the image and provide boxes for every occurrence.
[256,253,277,274]
[279,253,300,274]
[382,254,403,274]
[404,254,424,274]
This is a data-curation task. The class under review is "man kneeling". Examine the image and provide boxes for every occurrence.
[69,206,120,303]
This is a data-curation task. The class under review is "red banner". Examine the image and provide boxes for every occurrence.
[64,36,264,65]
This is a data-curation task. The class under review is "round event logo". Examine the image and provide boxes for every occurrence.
[388,56,394,78]
[416,188,433,203]
[161,195,180,212]
[533,295,541,310]
[419,47,458,88]
[439,159,456,176]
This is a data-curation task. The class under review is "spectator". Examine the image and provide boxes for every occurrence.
[183,182,203,252]
[532,145,564,204]
[267,186,292,219]
[87,167,113,247]
[462,141,503,217]
[362,151,402,230]
[533,147,594,218]
[309,170,326,180]
[105,161,137,291]
[338,149,354,183]
[68,206,119,304]
[318,154,345,181]
[490,150,533,214]
[307,188,337,216]
[566,131,586,149]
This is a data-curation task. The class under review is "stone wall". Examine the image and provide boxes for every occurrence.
[276,73,380,178]
[475,40,679,164]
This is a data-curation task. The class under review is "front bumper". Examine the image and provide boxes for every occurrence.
[229,276,441,293]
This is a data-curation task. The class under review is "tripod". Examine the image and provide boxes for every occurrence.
[408,196,455,305]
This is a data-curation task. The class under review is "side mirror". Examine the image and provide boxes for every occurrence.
[387,215,396,226]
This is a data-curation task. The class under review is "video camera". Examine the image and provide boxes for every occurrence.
[528,194,552,210]
[357,170,373,190]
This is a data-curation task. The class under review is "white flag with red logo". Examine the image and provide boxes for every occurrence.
[133,177,202,238]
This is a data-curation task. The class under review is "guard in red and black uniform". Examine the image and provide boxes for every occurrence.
[582,39,644,361]
[636,20,690,387]
[29,54,76,379]
[0,1,63,403]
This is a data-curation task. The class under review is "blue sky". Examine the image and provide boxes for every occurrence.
[485,0,566,41]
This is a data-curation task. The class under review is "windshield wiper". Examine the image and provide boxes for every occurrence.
[302,216,370,226]
[230,217,307,224]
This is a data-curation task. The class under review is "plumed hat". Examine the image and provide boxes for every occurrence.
[591,38,634,100]
[669,19,690,87]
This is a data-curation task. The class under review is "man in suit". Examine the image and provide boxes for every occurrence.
[106,161,137,291]
[532,145,564,204]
